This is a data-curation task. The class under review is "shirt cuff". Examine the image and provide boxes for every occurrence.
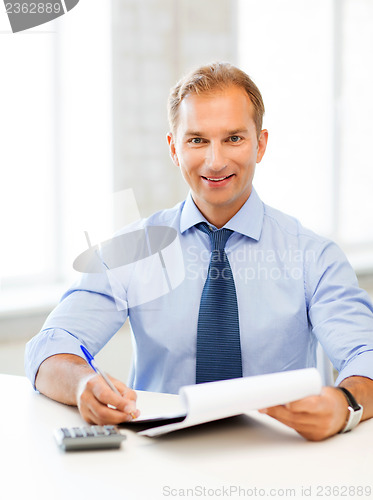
[335,350,373,386]
[24,328,85,390]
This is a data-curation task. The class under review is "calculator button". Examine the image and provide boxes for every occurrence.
[93,426,106,435]
[54,425,126,451]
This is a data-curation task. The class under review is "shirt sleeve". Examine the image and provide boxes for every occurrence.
[305,239,373,385]
[24,269,128,389]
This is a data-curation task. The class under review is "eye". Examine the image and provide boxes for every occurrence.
[190,137,204,144]
[229,136,241,143]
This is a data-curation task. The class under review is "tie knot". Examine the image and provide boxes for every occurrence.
[196,222,233,251]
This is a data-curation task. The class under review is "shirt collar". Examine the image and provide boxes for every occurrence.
[180,187,264,241]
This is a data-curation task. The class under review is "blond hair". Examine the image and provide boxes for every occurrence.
[168,62,265,138]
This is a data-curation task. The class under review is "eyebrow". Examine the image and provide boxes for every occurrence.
[184,131,204,137]
[184,128,249,137]
[226,128,249,135]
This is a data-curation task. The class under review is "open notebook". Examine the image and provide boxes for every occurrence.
[130,368,322,437]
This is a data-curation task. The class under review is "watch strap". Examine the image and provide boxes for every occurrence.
[337,387,363,433]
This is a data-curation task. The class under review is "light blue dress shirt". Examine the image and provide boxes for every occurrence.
[25,188,373,393]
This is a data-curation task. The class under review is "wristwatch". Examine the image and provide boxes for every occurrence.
[337,387,363,433]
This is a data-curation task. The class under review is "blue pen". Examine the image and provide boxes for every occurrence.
[80,345,137,419]
[80,344,122,397]
[80,344,137,419]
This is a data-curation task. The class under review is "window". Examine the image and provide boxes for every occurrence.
[0,21,56,287]
[0,1,112,313]
[238,0,373,272]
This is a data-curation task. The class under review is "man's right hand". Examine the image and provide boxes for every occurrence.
[35,353,140,425]
[77,372,140,425]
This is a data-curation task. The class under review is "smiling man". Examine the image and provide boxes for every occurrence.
[25,62,373,441]
[167,84,268,228]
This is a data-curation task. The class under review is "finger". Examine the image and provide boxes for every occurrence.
[82,404,125,426]
[87,377,137,414]
[107,376,138,403]
[88,400,136,425]
[83,407,100,425]
[81,387,137,424]
[78,394,103,425]
[92,388,139,421]
[260,389,348,441]
[103,377,138,410]
[260,405,325,440]
[262,405,313,427]
[79,377,140,423]
[260,395,324,416]
[284,395,322,413]
[261,389,336,417]
[117,386,138,406]
[106,380,139,418]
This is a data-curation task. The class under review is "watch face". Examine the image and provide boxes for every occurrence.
[337,387,364,433]
[342,405,363,433]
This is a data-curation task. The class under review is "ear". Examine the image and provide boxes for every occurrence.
[167,133,180,167]
[256,129,268,164]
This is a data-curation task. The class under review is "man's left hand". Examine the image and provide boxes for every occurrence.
[259,386,348,441]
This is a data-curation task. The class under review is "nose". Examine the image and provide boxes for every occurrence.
[205,141,226,171]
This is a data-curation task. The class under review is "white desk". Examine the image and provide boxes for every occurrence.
[2,374,372,500]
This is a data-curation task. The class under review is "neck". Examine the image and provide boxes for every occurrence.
[202,211,232,229]
[192,193,251,229]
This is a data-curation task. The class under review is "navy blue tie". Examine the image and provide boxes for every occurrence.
[196,222,242,383]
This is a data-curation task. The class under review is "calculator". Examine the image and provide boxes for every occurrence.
[54,425,127,451]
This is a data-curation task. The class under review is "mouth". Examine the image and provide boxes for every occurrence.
[201,174,234,186]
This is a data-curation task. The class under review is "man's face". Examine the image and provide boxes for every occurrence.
[168,85,268,227]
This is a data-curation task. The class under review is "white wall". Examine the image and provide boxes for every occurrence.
[0,0,238,375]
[111,0,237,218]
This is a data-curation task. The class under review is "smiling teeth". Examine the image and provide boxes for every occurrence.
[207,177,228,181]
